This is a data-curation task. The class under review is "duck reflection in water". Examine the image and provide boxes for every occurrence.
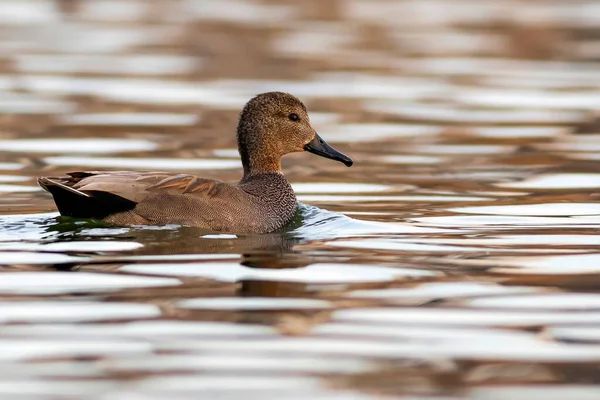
[41,205,318,299]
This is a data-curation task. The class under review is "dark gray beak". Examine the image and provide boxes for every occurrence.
[304,133,353,167]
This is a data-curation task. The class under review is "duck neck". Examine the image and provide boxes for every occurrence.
[242,155,282,179]
[237,124,283,178]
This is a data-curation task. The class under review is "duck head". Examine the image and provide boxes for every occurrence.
[237,92,353,175]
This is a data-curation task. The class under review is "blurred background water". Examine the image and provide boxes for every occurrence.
[1,0,600,399]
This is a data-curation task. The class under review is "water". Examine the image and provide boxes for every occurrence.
[1,0,600,399]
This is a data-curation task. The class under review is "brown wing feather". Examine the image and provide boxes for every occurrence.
[147,175,220,195]
[53,171,236,204]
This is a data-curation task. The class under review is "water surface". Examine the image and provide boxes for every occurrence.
[1,0,600,399]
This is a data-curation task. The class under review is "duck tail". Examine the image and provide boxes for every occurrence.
[38,177,96,218]
[38,176,137,220]
[37,177,91,197]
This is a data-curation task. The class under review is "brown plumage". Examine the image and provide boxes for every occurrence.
[38,92,353,233]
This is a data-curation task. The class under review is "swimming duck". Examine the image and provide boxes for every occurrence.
[38,92,353,233]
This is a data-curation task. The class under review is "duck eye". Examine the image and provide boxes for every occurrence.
[288,113,300,122]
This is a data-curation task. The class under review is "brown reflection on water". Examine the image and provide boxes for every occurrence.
[1,0,600,398]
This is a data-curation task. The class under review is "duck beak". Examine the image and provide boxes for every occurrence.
[304,133,353,167]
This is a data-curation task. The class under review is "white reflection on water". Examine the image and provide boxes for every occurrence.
[218,74,452,100]
[0,93,75,113]
[0,380,120,398]
[0,1,58,24]
[292,183,390,193]
[364,101,582,124]
[0,184,37,193]
[44,156,241,170]
[498,173,600,189]
[0,241,142,252]
[330,239,486,253]
[16,54,199,75]
[58,112,199,126]
[104,353,374,374]
[413,214,600,227]
[0,138,157,154]
[548,326,600,343]
[457,88,600,110]
[409,144,514,155]
[333,307,600,327]
[469,386,600,400]
[379,154,444,164]
[0,175,28,182]
[0,321,277,338]
[0,302,160,323]
[273,28,355,58]
[0,272,180,294]
[78,0,148,22]
[0,163,22,170]
[0,339,152,361]
[136,375,321,394]
[178,297,332,310]
[0,252,88,264]
[448,203,600,216]
[349,282,539,300]
[16,25,183,53]
[474,126,567,138]
[468,293,600,309]
[120,262,435,283]
[155,334,600,362]
[18,75,249,107]
[298,194,489,202]
[181,0,295,25]
[424,234,600,246]
[492,254,600,275]
[321,123,439,143]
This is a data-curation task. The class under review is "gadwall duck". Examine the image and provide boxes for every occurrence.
[38,92,352,233]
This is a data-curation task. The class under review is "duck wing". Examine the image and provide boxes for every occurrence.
[37,171,239,221]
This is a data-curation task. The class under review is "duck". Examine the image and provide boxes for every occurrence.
[37,92,353,233]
